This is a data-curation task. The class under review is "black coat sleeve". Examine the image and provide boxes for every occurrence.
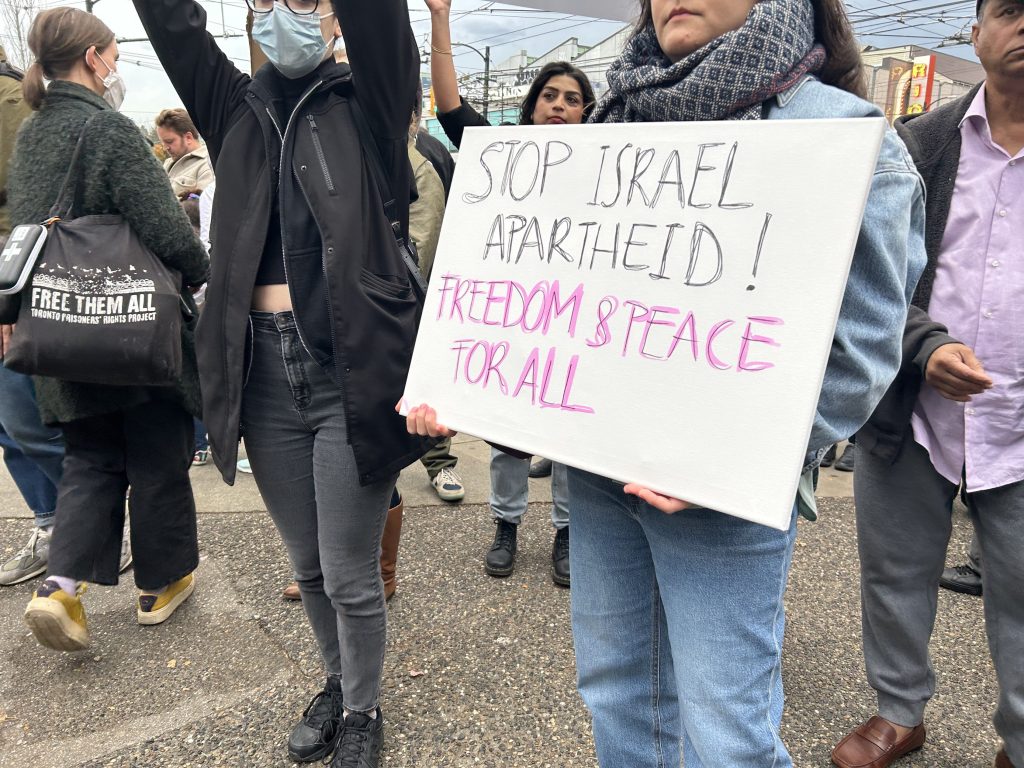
[131,0,251,161]
[334,0,416,144]
[437,97,490,150]
[333,0,417,238]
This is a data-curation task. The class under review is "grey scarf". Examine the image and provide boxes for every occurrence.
[591,0,826,124]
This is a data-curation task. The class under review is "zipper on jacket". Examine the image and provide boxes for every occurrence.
[306,115,336,194]
[267,83,356,452]
[265,82,322,363]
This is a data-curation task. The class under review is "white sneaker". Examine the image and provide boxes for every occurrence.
[431,467,465,502]
[237,458,253,474]
[0,527,51,586]
[119,518,133,574]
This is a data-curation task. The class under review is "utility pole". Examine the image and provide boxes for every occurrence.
[482,45,491,121]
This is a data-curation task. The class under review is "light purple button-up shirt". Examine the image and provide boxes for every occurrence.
[911,85,1024,492]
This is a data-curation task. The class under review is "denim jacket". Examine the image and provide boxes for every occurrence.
[766,77,927,470]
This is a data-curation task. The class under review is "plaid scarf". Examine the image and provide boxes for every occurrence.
[591,0,826,124]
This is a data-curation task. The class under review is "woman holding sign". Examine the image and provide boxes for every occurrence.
[426,0,596,588]
[409,0,927,765]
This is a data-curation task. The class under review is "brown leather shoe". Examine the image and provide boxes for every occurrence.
[282,582,301,601]
[996,748,1016,768]
[380,495,404,602]
[831,716,926,768]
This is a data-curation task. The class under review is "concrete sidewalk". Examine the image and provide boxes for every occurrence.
[0,442,999,767]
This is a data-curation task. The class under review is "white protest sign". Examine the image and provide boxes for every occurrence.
[403,119,886,530]
[497,0,636,20]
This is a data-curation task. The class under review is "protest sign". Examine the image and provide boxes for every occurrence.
[402,119,886,529]
[498,0,635,20]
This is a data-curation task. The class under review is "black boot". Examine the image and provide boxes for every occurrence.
[835,443,856,472]
[288,676,345,762]
[529,458,553,478]
[485,520,518,577]
[551,526,570,587]
[331,707,384,768]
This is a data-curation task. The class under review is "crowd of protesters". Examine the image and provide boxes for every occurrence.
[0,0,1020,767]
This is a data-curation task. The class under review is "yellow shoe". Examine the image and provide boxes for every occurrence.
[137,572,195,625]
[24,580,89,651]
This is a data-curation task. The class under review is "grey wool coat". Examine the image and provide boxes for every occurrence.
[3,81,209,424]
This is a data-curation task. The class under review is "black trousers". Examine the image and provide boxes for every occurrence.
[47,399,198,590]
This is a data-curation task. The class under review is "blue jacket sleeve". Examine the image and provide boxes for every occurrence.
[807,130,927,458]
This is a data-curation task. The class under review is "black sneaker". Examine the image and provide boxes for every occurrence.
[288,677,345,762]
[939,564,983,596]
[485,520,518,577]
[551,527,570,587]
[331,708,384,768]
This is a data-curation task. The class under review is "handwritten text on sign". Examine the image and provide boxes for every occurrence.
[403,120,885,529]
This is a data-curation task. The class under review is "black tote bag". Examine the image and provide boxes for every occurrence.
[4,115,185,386]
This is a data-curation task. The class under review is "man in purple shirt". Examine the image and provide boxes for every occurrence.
[831,2,1024,768]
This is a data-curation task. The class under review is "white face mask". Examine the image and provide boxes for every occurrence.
[94,53,126,111]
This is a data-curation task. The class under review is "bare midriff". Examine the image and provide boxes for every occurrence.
[251,284,292,313]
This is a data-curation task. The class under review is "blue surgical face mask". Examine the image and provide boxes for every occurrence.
[252,3,336,80]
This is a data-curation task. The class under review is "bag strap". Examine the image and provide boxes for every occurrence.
[48,112,101,222]
[0,61,24,82]
[348,97,428,297]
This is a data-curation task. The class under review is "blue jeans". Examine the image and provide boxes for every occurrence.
[489,447,569,529]
[0,366,64,526]
[568,468,798,768]
[193,418,208,452]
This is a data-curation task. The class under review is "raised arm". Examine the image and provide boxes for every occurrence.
[335,0,417,143]
[426,0,489,149]
[131,0,250,160]
[427,0,460,114]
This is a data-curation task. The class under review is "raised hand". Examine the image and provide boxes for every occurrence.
[424,0,452,15]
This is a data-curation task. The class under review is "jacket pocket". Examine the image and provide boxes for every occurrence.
[359,269,414,302]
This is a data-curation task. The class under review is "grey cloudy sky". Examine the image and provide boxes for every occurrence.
[4,0,979,127]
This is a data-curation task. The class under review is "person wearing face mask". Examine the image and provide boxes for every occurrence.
[426,0,595,588]
[3,7,209,651]
[407,0,927,765]
[132,2,425,766]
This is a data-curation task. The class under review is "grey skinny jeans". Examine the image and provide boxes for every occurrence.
[241,311,395,713]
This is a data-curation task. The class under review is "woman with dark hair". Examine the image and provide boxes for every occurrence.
[425,0,594,589]
[410,0,927,764]
[6,7,208,650]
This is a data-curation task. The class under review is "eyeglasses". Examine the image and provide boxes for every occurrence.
[245,0,322,16]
